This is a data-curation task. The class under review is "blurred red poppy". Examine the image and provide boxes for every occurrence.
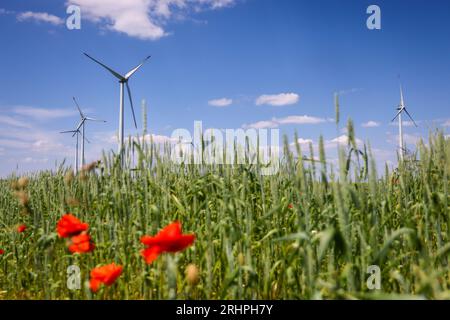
[17,224,27,233]
[288,203,294,209]
[0,249,4,255]
[140,221,195,264]
[57,214,88,238]
[89,263,123,293]
[68,232,95,254]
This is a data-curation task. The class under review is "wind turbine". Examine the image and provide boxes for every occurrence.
[83,53,151,167]
[60,128,81,174]
[72,97,106,168]
[391,83,418,160]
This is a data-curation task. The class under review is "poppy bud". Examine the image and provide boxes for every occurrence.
[15,191,29,206]
[185,264,199,286]
[237,253,245,266]
[18,177,29,188]
[64,171,74,184]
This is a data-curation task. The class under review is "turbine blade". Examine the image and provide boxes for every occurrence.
[399,84,405,107]
[124,55,151,79]
[86,117,107,122]
[84,53,124,81]
[84,135,91,144]
[391,108,403,122]
[72,97,85,119]
[60,130,77,134]
[403,108,418,127]
[72,130,80,138]
[126,82,138,129]
[75,119,85,131]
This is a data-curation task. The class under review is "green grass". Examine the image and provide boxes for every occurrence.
[0,129,449,300]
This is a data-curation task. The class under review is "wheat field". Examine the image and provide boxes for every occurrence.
[0,123,449,300]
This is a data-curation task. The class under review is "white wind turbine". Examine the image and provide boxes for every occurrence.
[83,53,151,167]
[60,127,90,174]
[73,97,106,168]
[391,83,418,160]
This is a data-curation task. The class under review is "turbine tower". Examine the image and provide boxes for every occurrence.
[391,83,417,160]
[73,97,106,168]
[83,53,151,167]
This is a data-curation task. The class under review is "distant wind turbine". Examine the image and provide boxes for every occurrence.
[73,97,106,168]
[83,53,151,167]
[391,83,418,160]
[60,128,88,174]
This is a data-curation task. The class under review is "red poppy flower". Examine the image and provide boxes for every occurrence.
[288,203,294,209]
[0,249,4,255]
[68,233,95,254]
[57,214,88,238]
[89,263,123,293]
[17,224,27,233]
[140,221,195,264]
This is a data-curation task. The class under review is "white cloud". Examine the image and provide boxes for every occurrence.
[256,93,299,106]
[243,120,279,129]
[443,120,450,127]
[402,133,423,145]
[291,138,313,146]
[0,8,15,15]
[142,134,177,144]
[102,132,175,145]
[13,106,77,121]
[23,157,49,164]
[362,121,380,128]
[0,115,30,128]
[67,0,237,40]
[243,115,326,129]
[277,115,325,125]
[389,120,419,127]
[336,88,363,95]
[17,11,64,25]
[0,139,30,149]
[387,133,423,146]
[326,135,363,148]
[208,98,232,107]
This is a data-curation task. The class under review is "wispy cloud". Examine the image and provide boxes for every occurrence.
[336,88,363,96]
[13,106,76,121]
[256,93,299,106]
[290,138,313,147]
[326,135,363,148]
[387,133,424,146]
[22,157,49,164]
[0,8,14,15]
[243,120,279,129]
[0,115,31,128]
[208,98,233,107]
[362,121,380,128]
[67,0,238,40]
[243,115,327,129]
[389,120,419,127]
[17,11,64,25]
[0,138,30,149]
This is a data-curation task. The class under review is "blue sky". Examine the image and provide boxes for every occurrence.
[0,0,449,176]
